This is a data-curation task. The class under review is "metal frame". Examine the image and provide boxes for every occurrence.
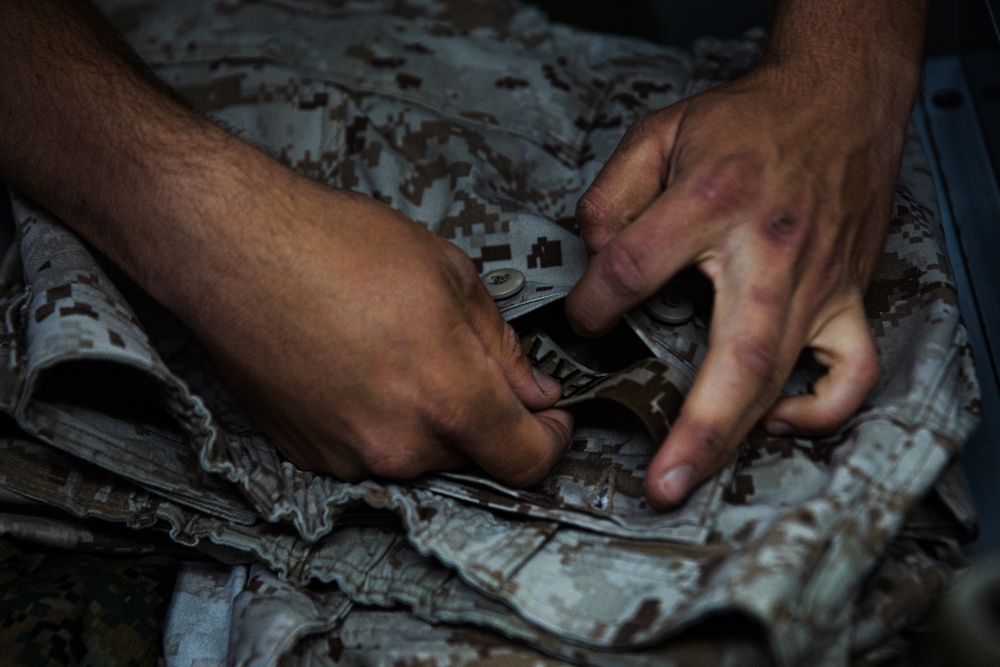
[919,56,1000,556]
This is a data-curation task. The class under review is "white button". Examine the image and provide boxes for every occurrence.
[643,285,694,325]
[481,268,526,300]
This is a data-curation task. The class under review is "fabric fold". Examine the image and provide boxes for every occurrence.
[0,1,981,665]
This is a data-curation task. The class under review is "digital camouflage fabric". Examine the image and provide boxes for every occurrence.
[0,537,176,667]
[0,0,981,665]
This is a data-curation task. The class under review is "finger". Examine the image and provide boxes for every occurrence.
[458,285,573,485]
[442,360,574,486]
[467,406,574,487]
[465,276,563,410]
[763,298,881,436]
[566,179,712,337]
[346,429,471,481]
[265,390,474,482]
[644,268,797,509]
[359,370,567,484]
[576,109,682,254]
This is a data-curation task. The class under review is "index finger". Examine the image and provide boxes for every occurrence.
[566,180,715,338]
[644,269,798,509]
[575,110,682,254]
[436,352,574,487]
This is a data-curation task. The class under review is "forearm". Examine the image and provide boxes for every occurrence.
[0,0,290,318]
[762,0,928,121]
[0,0,576,486]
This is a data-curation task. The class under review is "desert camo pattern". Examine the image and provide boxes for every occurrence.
[0,536,176,667]
[0,0,982,665]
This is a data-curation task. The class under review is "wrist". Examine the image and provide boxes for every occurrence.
[757,0,926,125]
[112,124,306,330]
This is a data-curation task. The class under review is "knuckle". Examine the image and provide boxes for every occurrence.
[732,337,783,398]
[442,244,479,283]
[749,284,784,310]
[811,254,846,296]
[363,445,423,480]
[690,153,762,216]
[500,322,526,367]
[759,212,810,251]
[595,241,651,299]
[575,186,618,255]
[854,347,882,389]
[805,345,880,435]
[576,186,611,230]
[442,251,488,304]
[809,405,854,434]
[427,394,477,439]
[350,422,427,479]
[273,430,368,481]
[625,114,658,146]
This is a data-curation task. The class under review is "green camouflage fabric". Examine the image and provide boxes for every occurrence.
[0,537,176,667]
[0,0,981,665]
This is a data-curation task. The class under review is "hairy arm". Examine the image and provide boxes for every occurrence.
[566,0,928,508]
[1,0,572,484]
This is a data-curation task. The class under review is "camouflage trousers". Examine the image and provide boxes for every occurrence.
[0,0,981,665]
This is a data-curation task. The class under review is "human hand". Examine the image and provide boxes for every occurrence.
[181,176,573,484]
[566,63,913,509]
[0,0,571,487]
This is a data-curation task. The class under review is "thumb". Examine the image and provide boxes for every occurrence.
[467,280,563,410]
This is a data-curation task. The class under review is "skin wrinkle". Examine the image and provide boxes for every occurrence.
[2,0,926,508]
[669,415,729,474]
[748,284,786,311]
[565,0,928,509]
[762,213,800,244]
[690,153,763,217]
[598,240,655,301]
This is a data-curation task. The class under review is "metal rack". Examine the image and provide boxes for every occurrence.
[921,0,1000,556]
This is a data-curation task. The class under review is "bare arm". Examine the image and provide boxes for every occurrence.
[1,0,572,484]
[566,0,927,508]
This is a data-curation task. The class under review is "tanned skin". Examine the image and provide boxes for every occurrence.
[567,0,928,507]
[1,1,926,504]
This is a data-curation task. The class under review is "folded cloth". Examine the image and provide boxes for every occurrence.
[0,1,980,665]
[0,536,176,667]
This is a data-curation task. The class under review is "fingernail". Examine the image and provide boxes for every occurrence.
[766,420,794,436]
[658,466,694,503]
[532,366,562,397]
